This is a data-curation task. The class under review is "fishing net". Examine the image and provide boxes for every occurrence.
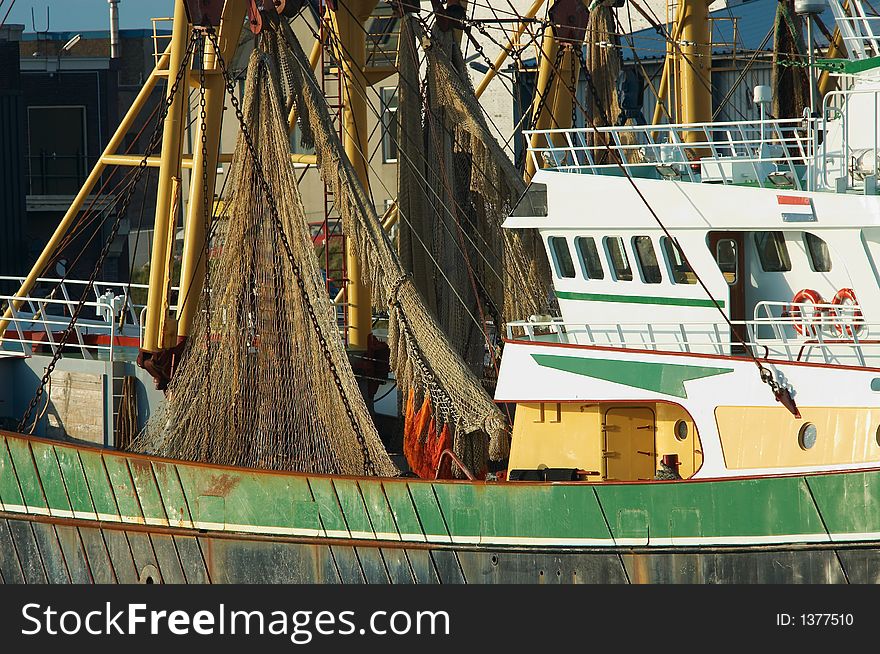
[772,0,810,119]
[275,23,509,473]
[130,48,396,477]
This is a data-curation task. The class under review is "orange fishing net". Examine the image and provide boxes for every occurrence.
[403,389,453,480]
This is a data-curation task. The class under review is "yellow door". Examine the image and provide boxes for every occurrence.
[604,407,656,481]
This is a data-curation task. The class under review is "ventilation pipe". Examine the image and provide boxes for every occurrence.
[108,0,120,59]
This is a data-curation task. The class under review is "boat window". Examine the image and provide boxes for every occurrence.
[715,239,738,284]
[754,231,791,272]
[511,182,548,217]
[604,237,633,281]
[804,232,832,272]
[548,236,576,278]
[632,236,662,284]
[575,237,604,279]
[661,237,696,284]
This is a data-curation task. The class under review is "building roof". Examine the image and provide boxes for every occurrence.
[19,28,171,42]
[622,0,835,61]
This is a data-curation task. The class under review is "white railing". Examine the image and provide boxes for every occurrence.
[821,87,880,191]
[830,0,880,60]
[524,118,815,190]
[0,276,178,361]
[507,301,876,368]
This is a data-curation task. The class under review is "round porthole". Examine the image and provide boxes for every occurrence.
[674,420,688,441]
[798,423,818,450]
[876,425,880,448]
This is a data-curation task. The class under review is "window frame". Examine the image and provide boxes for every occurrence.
[603,236,634,282]
[380,86,398,163]
[548,236,576,279]
[753,231,792,273]
[632,235,663,284]
[803,232,832,273]
[660,236,697,285]
[575,236,605,280]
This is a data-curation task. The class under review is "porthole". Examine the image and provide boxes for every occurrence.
[674,420,688,441]
[876,425,880,447]
[798,423,818,450]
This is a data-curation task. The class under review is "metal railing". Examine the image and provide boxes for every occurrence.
[523,118,815,190]
[0,276,177,361]
[507,300,876,368]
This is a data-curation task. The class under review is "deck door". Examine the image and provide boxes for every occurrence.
[603,407,656,481]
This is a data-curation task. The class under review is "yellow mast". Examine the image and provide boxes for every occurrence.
[329,0,377,351]
[677,0,713,131]
[142,0,191,354]
[176,2,249,340]
[525,0,588,181]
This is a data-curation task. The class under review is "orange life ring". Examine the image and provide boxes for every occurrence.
[789,289,825,336]
[831,288,865,337]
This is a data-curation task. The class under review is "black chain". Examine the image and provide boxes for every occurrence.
[18,32,199,434]
[197,31,213,427]
[206,29,377,475]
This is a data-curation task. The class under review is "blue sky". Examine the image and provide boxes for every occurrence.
[2,0,174,32]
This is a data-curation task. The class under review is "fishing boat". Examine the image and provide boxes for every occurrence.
[2,0,880,584]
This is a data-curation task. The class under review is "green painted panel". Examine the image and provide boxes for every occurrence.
[441,483,611,541]
[127,458,167,524]
[0,437,25,508]
[532,354,733,399]
[30,442,71,514]
[358,480,398,538]
[78,450,121,520]
[332,478,373,536]
[381,481,425,539]
[308,477,349,535]
[53,446,97,518]
[5,437,47,510]
[596,477,826,541]
[406,483,449,540]
[151,461,192,527]
[556,290,723,308]
[174,463,316,531]
[805,471,880,536]
[103,455,143,522]
[432,484,481,540]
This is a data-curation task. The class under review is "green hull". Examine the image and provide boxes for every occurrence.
[2,430,880,583]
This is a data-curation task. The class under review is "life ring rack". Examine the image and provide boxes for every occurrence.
[788,288,825,337]
[831,287,865,338]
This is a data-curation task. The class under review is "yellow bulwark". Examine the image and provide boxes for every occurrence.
[716,406,880,469]
[508,402,702,481]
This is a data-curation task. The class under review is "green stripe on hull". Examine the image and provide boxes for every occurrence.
[556,290,724,308]
[531,354,733,398]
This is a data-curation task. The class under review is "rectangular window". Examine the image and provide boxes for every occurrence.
[754,231,791,272]
[511,182,548,217]
[548,236,576,278]
[804,232,832,272]
[633,236,662,284]
[27,106,87,195]
[661,236,696,284]
[715,238,738,284]
[381,87,398,163]
[575,236,604,279]
[604,236,633,281]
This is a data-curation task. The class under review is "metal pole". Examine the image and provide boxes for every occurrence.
[176,1,248,340]
[0,48,171,340]
[330,0,377,351]
[142,0,190,353]
[108,0,120,59]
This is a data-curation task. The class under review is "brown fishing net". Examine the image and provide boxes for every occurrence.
[275,24,510,472]
[772,0,810,119]
[131,48,396,476]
